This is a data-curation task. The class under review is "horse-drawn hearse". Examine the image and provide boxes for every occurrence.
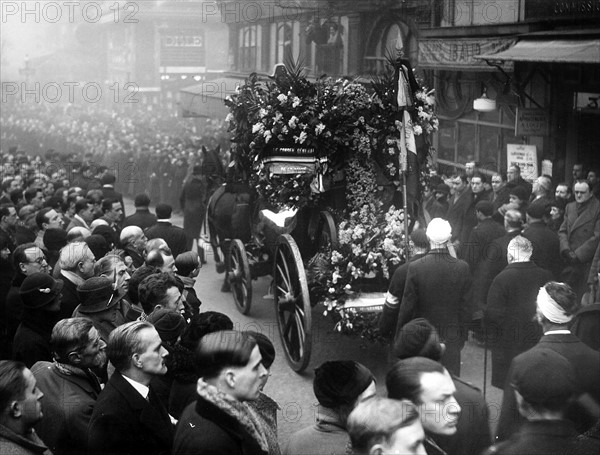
[204,60,437,373]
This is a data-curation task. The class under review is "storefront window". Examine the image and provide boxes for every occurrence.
[276,23,293,64]
[239,25,259,72]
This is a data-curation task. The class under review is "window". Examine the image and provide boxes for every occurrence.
[239,25,260,72]
[276,23,293,64]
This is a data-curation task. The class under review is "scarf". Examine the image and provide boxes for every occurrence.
[54,361,103,393]
[196,379,272,454]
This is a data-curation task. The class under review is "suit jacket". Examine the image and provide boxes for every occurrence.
[484,420,578,455]
[446,187,473,246]
[522,221,562,278]
[123,209,158,231]
[484,262,554,387]
[399,249,472,343]
[88,371,174,455]
[146,222,188,258]
[496,333,600,441]
[559,197,600,263]
[32,361,102,455]
[57,275,80,320]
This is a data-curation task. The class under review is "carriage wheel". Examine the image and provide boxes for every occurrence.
[274,234,312,372]
[227,239,252,315]
[317,211,338,250]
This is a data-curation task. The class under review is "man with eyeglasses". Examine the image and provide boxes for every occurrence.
[559,180,600,300]
[4,244,50,358]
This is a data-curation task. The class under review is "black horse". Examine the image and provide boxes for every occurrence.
[206,182,254,289]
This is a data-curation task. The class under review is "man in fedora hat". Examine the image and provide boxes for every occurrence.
[73,276,132,342]
[12,273,63,367]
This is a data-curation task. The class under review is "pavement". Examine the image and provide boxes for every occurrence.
[123,196,504,444]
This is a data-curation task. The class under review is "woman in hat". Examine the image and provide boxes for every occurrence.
[12,272,63,367]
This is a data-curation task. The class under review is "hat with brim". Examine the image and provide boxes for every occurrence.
[20,273,63,309]
[77,276,121,313]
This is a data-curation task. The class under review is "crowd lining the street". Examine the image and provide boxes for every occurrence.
[0,102,599,455]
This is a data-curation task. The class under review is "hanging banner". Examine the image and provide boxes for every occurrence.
[515,108,549,136]
[419,37,515,71]
[507,144,538,182]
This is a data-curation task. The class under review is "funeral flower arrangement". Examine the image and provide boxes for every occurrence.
[225,60,437,339]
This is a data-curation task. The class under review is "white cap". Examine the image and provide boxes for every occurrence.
[426,218,452,244]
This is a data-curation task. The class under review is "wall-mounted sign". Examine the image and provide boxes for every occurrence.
[574,92,600,113]
[419,38,515,70]
[525,0,600,21]
[161,28,205,69]
[515,108,549,136]
[507,144,538,182]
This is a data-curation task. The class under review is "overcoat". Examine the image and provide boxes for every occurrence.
[88,371,174,455]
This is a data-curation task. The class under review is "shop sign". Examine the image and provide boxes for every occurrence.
[161,29,205,68]
[574,92,600,113]
[525,0,600,20]
[419,38,515,70]
[515,108,549,136]
[507,144,538,182]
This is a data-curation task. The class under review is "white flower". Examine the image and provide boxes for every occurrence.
[252,122,264,134]
[288,116,299,129]
[277,94,288,103]
[259,108,268,118]
[413,124,423,136]
[264,130,272,143]
[292,97,301,107]
[315,123,325,135]
[225,113,233,123]
[295,131,308,144]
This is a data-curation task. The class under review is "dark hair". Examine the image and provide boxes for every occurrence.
[128,265,160,305]
[24,187,42,203]
[1,179,13,192]
[86,189,103,204]
[0,360,28,413]
[244,331,275,369]
[74,199,89,214]
[194,330,256,380]
[155,203,172,219]
[101,198,119,213]
[386,357,445,404]
[51,318,94,363]
[452,173,468,183]
[44,196,63,210]
[138,272,179,314]
[107,321,154,372]
[12,243,38,269]
[180,311,234,351]
[134,193,151,207]
[0,204,15,219]
[35,207,53,229]
[101,173,116,185]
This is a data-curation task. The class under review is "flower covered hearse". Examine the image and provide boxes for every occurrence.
[222,59,437,359]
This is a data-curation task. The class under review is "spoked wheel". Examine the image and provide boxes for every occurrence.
[317,210,338,250]
[274,234,312,372]
[227,239,252,315]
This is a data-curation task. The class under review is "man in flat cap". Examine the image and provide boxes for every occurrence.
[284,360,376,455]
[483,349,579,455]
[399,218,472,376]
[496,281,600,441]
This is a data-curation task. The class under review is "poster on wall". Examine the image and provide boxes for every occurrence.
[507,144,538,182]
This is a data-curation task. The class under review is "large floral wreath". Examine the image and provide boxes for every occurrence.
[225,60,438,338]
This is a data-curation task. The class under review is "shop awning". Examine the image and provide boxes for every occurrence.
[475,39,600,64]
[179,77,244,118]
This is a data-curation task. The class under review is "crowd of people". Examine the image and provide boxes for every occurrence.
[0,100,599,455]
